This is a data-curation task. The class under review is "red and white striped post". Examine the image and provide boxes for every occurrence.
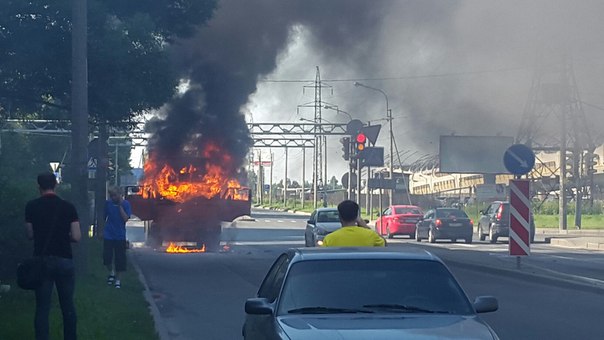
[509,179,531,263]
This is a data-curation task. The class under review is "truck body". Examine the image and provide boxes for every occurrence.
[127,186,251,251]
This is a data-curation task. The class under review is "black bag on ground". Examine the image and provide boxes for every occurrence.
[17,257,47,290]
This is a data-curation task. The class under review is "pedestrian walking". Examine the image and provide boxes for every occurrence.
[103,186,131,289]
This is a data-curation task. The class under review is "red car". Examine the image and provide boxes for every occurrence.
[375,205,424,239]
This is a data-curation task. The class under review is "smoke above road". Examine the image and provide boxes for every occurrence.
[149,0,604,179]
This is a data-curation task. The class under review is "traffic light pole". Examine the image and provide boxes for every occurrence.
[357,157,362,208]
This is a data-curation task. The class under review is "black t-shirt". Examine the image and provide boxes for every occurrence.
[25,194,79,259]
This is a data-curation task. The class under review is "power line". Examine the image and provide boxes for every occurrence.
[258,66,530,83]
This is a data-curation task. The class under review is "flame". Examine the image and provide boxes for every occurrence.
[165,242,206,253]
[141,143,247,203]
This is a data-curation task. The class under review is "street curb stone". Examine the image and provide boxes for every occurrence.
[129,252,171,340]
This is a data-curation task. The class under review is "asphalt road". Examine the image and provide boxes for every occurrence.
[130,209,604,340]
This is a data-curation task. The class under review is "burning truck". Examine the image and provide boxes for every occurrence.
[127,142,251,252]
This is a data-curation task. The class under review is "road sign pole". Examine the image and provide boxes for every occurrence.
[509,179,531,257]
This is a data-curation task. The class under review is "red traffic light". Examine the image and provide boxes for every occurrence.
[356,133,367,144]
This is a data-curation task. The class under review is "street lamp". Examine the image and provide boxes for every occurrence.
[323,104,353,121]
[354,82,394,205]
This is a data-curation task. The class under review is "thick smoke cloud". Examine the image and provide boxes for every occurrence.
[148,0,604,180]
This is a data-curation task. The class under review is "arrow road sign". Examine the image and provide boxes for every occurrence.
[503,144,535,176]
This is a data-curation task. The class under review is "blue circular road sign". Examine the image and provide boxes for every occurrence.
[503,144,535,176]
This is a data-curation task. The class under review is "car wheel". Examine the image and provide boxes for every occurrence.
[304,234,310,247]
[465,236,473,244]
[415,229,422,242]
[489,227,497,244]
[428,229,436,243]
[478,224,486,241]
[386,227,394,239]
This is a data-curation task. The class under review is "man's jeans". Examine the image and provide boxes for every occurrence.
[35,256,77,340]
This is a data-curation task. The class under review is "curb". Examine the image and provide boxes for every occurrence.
[548,237,604,251]
[129,252,171,340]
[444,257,604,294]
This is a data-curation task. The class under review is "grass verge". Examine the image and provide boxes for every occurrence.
[0,239,158,340]
[533,214,604,229]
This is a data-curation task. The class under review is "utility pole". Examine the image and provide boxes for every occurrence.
[302,149,306,208]
[95,122,108,239]
[71,0,89,271]
[284,147,288,206]
[324,135,328,206]
[314,67,322,209]
[257,151,263,204]
[559,111,568,230]
[269,152,273,206]
[516,52,593,231]
[357,158,362,209]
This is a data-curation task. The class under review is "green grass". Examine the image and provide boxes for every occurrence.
[0,239,158,340]
[533,214,604,229]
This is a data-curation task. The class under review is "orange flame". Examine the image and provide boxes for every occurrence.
[141,143,247,203]
[165,242,206,253]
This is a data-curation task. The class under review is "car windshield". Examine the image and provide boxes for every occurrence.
[316,210,340,223]
[394,207,422,215]
[436,209,469,219]
[278,259,474,316]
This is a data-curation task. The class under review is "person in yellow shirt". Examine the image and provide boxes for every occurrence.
[322,200,386,247]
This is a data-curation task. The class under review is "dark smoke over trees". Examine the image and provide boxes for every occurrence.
[149,0,604,177]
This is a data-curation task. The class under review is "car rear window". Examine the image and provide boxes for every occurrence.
[278,259,474,316]
[317,210,340,223]
[436,209,469,218]
[394,207,422,214]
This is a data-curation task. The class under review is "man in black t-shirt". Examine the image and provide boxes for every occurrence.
[25,172,81,340]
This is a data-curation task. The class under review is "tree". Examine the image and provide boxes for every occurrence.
[0,0,218,124]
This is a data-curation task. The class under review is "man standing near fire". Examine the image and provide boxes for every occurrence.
[103,187,131,289]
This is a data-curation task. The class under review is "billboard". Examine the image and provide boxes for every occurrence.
[439,136,514,174]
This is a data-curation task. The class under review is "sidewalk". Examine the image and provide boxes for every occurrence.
[537,228,604,251]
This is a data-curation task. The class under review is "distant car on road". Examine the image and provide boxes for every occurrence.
[415,208,474,244]
[304,208,341,247]
[243,248,499,340]
[375,205,423,239]
[478,201,535,244]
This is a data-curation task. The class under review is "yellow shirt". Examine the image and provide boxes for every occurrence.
[322,226,386,247]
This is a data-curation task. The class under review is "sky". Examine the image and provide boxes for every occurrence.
[137,0,604,186]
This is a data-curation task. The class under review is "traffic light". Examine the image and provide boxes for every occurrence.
[340,137,350,160]
[586,153,599,175]
[355,132,367,154]
[565,153,574,177]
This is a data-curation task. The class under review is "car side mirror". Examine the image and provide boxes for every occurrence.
[364,219,370,224]
[479,210,484,215]
[245,298,273,315]
[307,220,314,225]
[376,212,381,217]
[473,296,498,313]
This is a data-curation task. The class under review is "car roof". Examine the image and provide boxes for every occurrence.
[288,247,442,263]
[313,207,338,212]
[392,205,420,208]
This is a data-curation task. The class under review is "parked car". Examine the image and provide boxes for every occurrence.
[415,208,474,244]
[478,201,535,244]
[304,208,341,247]
[243,248,499,340]
[375,205,423,239]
